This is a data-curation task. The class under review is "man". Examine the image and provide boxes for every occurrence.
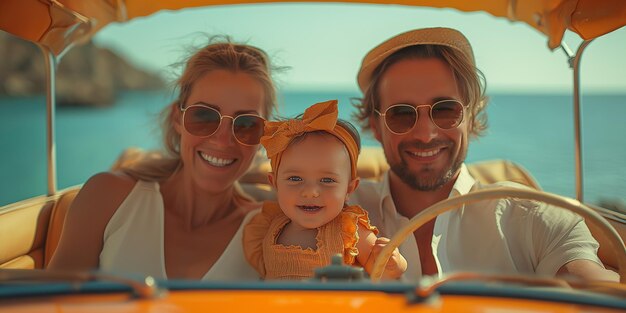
[350,27,617,282]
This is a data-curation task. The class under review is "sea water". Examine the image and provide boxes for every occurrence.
[1,90,624,207]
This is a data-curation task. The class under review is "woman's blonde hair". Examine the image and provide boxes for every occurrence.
[353,45,488,139]
[121,36,279,181]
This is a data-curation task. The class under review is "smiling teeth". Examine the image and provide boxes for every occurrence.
[299,206,322,211]
[411,149,440,157]
[200,152,235,167]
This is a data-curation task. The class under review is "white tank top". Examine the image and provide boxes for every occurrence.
[99,180,260,281]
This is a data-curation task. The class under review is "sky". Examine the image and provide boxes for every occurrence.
[93,3,626,93]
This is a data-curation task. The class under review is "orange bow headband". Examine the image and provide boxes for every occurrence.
[260,100,359,179]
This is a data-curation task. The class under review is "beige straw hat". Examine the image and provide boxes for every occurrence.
[357,27,475,93]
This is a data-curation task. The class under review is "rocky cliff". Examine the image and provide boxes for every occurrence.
[0,32,165,107]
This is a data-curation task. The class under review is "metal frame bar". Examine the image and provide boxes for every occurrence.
[38,44,58,196]
[571,40,594,202]
[561,40,594,202]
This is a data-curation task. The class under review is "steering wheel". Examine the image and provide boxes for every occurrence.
[369,187,626,283]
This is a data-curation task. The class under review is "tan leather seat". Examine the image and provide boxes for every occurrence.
[44,188,80,267]
[0,186,80,270]
[0,197,53,269]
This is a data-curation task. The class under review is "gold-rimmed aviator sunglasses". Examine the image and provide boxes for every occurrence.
[374,100,466,134]
[180,104,265,146]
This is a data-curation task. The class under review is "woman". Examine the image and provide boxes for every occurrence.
[48,37,280,280]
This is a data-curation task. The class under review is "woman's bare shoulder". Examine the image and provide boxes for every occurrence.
[47,172,139,269]
[83,171,136,189]
[71,171,137,218]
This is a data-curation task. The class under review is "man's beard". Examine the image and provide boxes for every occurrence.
[388,139,465,191]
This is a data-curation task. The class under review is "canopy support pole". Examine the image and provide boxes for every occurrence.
[568,40,594,202]
[38,44,58,196]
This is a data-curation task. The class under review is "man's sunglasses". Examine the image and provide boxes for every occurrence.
[180,104,265,146]
[374,100,466,134]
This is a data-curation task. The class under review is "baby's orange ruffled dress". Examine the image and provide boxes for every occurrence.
[243,201,378,280]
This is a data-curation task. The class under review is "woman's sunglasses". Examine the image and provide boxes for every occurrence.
[180,104,265,146]
[374,100,466,134]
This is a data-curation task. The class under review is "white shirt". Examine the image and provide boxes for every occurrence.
[350,164,602,281]
[100,180,259,281]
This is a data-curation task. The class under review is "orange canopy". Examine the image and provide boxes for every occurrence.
[1,0,625,56]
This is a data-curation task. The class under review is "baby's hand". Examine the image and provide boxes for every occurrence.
[365,237,407,280]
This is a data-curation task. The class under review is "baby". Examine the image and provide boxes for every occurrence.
[243,100,407,280]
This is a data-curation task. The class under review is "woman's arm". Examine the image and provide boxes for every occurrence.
[47,172,135,270]
[356,228,407,280]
